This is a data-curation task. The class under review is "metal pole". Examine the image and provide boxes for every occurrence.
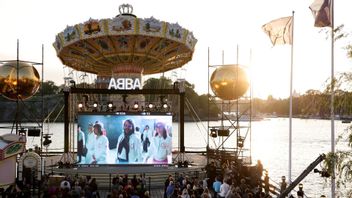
[289,11,295,185]
[180,92,185,153]
[207,47,210,165]
[330,0,335,197]
[64,91,70,153]
[41,44,44,178]
[16,39,19,135]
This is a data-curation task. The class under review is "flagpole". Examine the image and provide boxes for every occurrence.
[330,0,335,197]
[289,11,295,186]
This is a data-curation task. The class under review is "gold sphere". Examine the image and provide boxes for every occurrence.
[0,61,40,101]
[210,65,249,100]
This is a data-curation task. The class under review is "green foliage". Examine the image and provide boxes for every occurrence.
[37,80,60,95]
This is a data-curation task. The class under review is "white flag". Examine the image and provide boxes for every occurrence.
[262,16,293,46]
[309,0,332,27]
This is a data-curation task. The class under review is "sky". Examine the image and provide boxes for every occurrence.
[1,0,352,99]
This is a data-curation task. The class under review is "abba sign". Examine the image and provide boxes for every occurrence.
[108,78,141,90]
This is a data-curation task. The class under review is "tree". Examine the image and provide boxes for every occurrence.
[37,80,60,95]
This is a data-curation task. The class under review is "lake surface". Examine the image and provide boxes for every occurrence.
[1,118,349,197]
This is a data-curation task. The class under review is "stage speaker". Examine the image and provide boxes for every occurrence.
[217,129,229,136]
[28,128,41,136]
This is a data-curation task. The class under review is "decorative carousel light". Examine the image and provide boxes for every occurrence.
[0,61,40,101]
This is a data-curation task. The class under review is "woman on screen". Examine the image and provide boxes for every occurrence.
[116,119,142,163]
[92,122,109,164]
[85,123,96,164]
[145,122,172,164]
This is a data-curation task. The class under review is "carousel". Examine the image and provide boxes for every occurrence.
[52,4,197,169]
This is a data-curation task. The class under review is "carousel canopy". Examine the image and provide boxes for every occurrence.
[53,4,197,76]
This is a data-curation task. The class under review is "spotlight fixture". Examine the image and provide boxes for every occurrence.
[314,168,331,177]
[78,102,83,111]
[92,102,98,112]
[93,102,98,108]
[148,103,154,109]
[133,102,139,110]
[43,134,52,147]
[108,102,113,109]
[162,103,168,109]
[69,80,76,88]
[210,128,217,138]
[237,136,244,147]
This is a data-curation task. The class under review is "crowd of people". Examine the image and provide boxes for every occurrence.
[77,119,172,165]
[162,161,267,198]
[0,172,152,198]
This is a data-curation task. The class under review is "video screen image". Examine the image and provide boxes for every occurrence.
[77,113,173,165]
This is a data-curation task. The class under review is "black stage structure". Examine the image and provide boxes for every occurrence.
[63,86,188,165]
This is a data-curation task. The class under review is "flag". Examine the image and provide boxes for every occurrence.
[262,16,293,46]
[309,0,332,27]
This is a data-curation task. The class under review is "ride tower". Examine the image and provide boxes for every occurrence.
[207,49,252,166]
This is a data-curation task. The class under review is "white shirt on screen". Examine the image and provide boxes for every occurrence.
[93,135,109,164]
[85,132,96,164]
[148,135,172,162]
[116,133,142,163]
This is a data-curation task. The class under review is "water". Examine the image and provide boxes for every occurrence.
[0,118,349,197]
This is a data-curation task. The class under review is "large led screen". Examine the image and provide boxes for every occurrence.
[77,112,173,165]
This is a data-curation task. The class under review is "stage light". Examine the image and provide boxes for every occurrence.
[108,102,113,109]
[92,102,98,112]
[237,136,244,147]
[210,128,217,138]
[162,103,168,109]
[133,102,139,110]
[314,168,331,177]
[148,103,154,109]
[43,134,52,147]
[69,80,76,88]
[93,102,98,108]
[78,102,83,111]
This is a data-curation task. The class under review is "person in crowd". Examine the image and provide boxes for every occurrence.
[280,176,287,193]
[201,187,212,198]
[166,180,175,198]
[92,122,109,164]
[85,123,96,164]
[218,178,230,198]
[144,122,172,164]
[77,125,86,163]
[212,176,222,198]
[116,119,142,163]
[297,183,304,198]
[205,161,217,188]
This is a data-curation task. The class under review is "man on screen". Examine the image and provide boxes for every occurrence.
[145,122,172,164]
[141,125,151,153]
[92,122,109,164]
[116,119,142,163]
[77,125,86,163]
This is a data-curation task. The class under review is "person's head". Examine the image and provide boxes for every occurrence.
[155,122,167,139]
[145,125,149,130]
[88,123,94,132]
[77,125,81,132]
[123,119,134,135]
[93,123,103,136]
[281,176,286,181]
